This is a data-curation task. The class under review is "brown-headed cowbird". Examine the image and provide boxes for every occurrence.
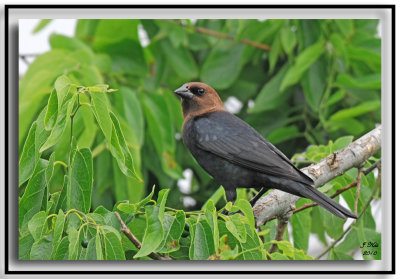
[174,82,357,219]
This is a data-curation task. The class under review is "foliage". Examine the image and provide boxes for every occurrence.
[18,19,381,260]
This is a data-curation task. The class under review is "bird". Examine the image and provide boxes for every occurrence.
[174,82,357,219]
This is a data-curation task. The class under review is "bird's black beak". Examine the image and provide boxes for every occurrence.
[174,84,194,100]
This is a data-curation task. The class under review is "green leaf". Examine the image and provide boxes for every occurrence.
[231,199,255,228]
[328,248,354,260]
[191,219,215,260]
[54,75,73,108]
[93,20,146,75]
[102,225,122,241]
[19,121,37,186]
[95,231,104,260]
[329,100,380,121]
[357,228,381,260]
[76,105,98,149]
[50,33,92,53]
[335,73,381,89]
[335,20,354,39]
[120,87,144,146]
[268,35,282,74]
[330,33,348,66]
[332,136,353,151]
[156,211,186,253]
[320,204,346,239]
[30,235,53,260]
[112,159,143,205]
[68,227,80,260]
[140,93,182,180]
[90,89,113,141]
[200,44,244,89]
[328,118,366,136]
[19,49,81,146]
[336,229,359,253]
[54,175,68,213]
[75,19,100,41]
[44,89,59,130]
[39,95,76,153]
[160,39,198,80]
[19,234,34,260]
[157,21,188,48]
[32,19,52,33]
[156,189,170,218]
[133,205,164,258]
[51,209,65,259]
[267,125,301,144]
[28,211,47,241]
[19,159,48,228]
[235,225,266,260]
[269,252,290,260]
[93,19,139,45]
[270,240,295,258]
[117,185,155,214]
[249,64,290,114]
[68,148,93,213]
[226,214,247,243]
[91,90,130,176]
[130,190,169,257]
[53,236,69,260]
[347,46,381,70]
[291,199,311,252]
[280,26,297,55]
[104,231,126,260]
[301,58,326,111]
[326,89,346,107]
[84,237,97,260]
[204,200,219,252]
[109,112,138,179]
[280,38,325,92]
[96,39,148,75]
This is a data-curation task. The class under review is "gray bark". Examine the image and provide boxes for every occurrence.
[253,125,382,227]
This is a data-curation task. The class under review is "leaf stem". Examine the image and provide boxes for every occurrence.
[54,160,68,169]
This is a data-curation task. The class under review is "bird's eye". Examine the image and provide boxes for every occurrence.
[197,88,205,95]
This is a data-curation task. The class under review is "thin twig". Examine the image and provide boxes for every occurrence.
[354,167,364,215]
[165,20,271,51]
[315,166,381,260]
[362,159,381,175]
[114,212,171,260]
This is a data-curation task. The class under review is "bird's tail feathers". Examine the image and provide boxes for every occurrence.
[299,184,358,219]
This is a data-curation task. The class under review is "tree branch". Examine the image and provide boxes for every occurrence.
[115,212,172,260]
[165,20,271,51]
[267,211,293,254]
[253,125,382,227]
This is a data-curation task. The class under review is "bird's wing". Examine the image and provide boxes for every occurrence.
[194,111,314,185]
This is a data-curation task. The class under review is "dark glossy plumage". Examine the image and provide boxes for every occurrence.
[175,82,357,219]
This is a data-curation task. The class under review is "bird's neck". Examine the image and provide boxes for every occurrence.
[182,99,226,124]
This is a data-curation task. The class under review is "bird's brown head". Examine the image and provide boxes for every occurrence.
[174,82,226,121]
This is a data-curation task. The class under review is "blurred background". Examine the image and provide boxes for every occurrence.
[19,19,382,258]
